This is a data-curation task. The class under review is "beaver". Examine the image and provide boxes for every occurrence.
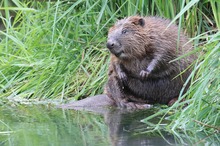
[59,16,194,110]
[105,16,194,109]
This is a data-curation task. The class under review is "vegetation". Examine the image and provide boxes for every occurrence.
[0,0,219,145]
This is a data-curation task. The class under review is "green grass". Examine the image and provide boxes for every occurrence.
[0,0,219,144]
[0,0,110,102]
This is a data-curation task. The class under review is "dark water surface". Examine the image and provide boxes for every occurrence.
[0,105,218,146]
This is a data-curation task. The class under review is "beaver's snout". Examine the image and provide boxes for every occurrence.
[106,39,123,57]
[106,39,121,50]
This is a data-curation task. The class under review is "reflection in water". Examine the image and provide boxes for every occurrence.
[0,105,173,146]
[0,105,108,146]
[104,109,175,146]
[0,105,218,146]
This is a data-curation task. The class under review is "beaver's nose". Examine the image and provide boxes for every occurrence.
[106,40,115,50]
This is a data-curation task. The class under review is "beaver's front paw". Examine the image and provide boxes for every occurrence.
[118,71,127,85]
[140,70,150,79]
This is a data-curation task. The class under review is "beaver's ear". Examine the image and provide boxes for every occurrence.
[138,18,145,26]
[132,17,145,27]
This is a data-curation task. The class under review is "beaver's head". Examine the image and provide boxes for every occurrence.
[106,16,149,60]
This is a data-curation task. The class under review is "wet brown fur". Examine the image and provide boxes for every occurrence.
[105,16,194,108]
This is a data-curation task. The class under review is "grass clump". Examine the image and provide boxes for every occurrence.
[0,0,111,102]
[0,0,219,144]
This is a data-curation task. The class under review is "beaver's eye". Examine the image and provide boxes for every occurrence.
[122,29,127,34]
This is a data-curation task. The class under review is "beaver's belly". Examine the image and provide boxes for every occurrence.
[125,77,183,104]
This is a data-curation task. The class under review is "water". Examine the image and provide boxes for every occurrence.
[0,105,218,146]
